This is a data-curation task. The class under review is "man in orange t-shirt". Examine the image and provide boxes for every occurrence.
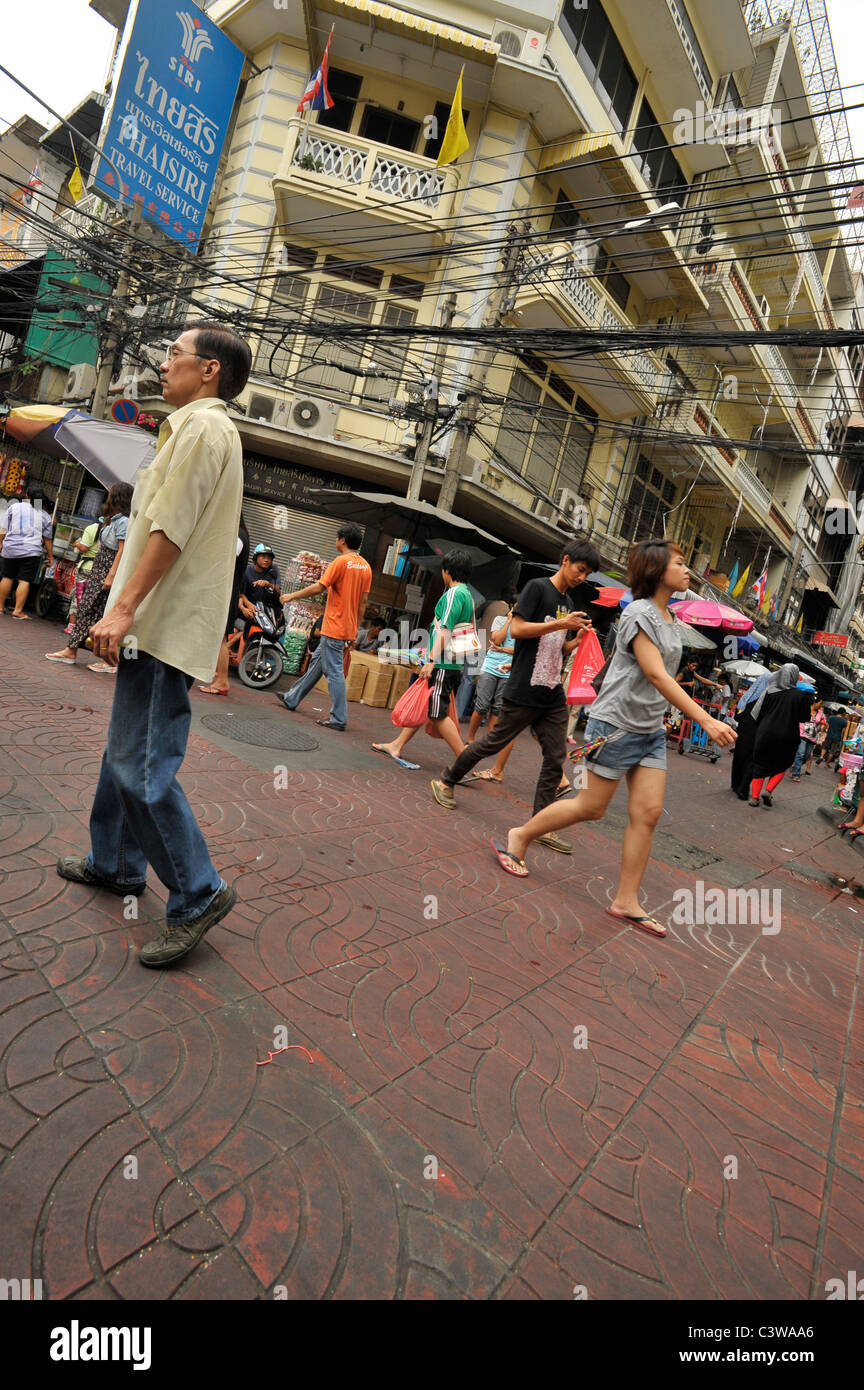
[278,524,371,730]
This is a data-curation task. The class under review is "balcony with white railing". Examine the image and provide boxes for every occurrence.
[54,193,122,241]
[514,241,664,417]
[273,118,461,256]
[736,459,772,513]
[694,256,818,446]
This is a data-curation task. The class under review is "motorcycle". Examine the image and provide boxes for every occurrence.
[35,553,78,621]
[237,594,287,689]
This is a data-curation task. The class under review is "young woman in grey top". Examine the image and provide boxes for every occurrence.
[491,540,736,937]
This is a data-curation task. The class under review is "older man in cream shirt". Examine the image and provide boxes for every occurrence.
[56,321,252,967]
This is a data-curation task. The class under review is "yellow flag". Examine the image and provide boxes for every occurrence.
[796,613,803,634]
[731,563,750,598]
[760,587,772,615]
[68,159,84,202]
[437,68,469,167]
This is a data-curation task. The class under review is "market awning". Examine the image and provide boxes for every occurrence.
[806,578,841,606]
[308,488,518,554]
[318,0,500,61]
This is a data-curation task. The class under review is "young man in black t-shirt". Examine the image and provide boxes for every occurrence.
[430,539,601,849]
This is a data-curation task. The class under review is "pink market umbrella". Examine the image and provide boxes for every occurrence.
[669,599,753,633]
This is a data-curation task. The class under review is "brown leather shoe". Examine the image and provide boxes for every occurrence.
[139,883,237,968]
[57,856,146,897]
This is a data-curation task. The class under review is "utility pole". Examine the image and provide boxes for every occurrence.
[406,293,457,502]
[437,220,530,514]
[91,204,143,420]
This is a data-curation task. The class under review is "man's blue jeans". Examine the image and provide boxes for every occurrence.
[86,652,224,924]
[284,634,348,726]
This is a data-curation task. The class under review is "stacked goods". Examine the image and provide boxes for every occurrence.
[0,456,26,496]
[285,602,316,634]
[293,550,324,585]
[280,628,307,674]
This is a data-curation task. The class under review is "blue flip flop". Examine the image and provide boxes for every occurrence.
[371,745,420,770]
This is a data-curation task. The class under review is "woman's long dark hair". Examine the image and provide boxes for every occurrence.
[98,483,134,540]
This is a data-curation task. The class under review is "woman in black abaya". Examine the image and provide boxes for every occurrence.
[748,666,814,807]
[729,669,792,799]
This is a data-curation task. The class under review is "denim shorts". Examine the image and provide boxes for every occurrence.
[584,716,667,779]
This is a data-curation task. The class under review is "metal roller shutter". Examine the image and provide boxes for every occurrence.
[241,497,348,580]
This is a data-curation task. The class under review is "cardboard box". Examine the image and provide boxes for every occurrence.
[346,662,369,702]
[387,666,413,710]
[313,650,398,703]
[361,665,394,707]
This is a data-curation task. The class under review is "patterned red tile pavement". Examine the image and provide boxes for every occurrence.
[0,614,862,1299]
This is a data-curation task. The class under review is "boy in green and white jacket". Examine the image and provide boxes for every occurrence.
[372,549,475,768]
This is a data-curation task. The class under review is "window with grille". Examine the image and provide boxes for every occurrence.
[493,363,595,497]
[494,370,541,476]
[254,272,309,380]
[362,301,418,404]
[619,455,676,541]
[301,283,374,397]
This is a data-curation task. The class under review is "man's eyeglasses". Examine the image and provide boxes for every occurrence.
[165,346,206,363]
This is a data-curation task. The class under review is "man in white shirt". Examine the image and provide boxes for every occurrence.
[56,321,252,968]
[0,484,53,618]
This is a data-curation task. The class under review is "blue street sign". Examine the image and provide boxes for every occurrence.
[93,0,244,249]
[112,398,139,424]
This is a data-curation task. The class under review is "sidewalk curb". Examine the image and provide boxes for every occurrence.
[817,802,864,854]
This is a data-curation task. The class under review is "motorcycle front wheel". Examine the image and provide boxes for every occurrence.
[36,578,58,619]
[238,643,283,689]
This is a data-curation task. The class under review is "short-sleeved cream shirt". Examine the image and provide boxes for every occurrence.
[105,397,243,681]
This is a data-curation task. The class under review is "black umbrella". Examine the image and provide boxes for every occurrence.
[308,488,517,554]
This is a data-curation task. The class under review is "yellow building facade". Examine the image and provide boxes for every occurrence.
[195,0,860,642]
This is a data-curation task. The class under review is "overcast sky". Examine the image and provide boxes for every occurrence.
[0,0,116,140]
[0,0,861,164]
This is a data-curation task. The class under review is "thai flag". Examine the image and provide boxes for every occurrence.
[23,163,41,206]
[751,564,768,607]
[297,28,335,113]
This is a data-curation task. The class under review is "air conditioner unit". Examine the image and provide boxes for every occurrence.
[534,500,555,521]
[757,295,769,318]
[289,396,338,439]
[554,487,587,527]
[247,393,276,423]
[63,363,96,401]
[491,22,546,66]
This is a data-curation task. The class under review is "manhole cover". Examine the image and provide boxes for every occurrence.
[199,713,319,751]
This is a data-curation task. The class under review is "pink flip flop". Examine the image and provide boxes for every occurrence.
[490,837,529,878]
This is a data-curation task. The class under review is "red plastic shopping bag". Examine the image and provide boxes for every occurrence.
[391,677,430,728]
[566,629,605,705]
